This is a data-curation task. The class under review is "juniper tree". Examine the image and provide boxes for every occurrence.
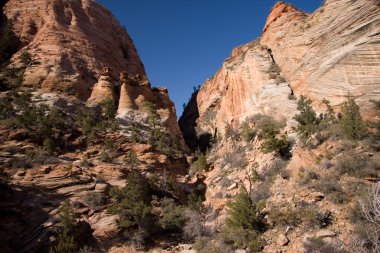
[322,98,336,124]
[108,172,152,234]
[259,120,290,158]
[340,95,366,140]
[226,187,265,231]
[294,95,317,139]
[49,200,77,253]
[101,98,116,121]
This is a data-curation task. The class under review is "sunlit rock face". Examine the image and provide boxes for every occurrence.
[180,0,380,144]
[117,72,184,139]
[87,67,116,105]
[261,0,380,117]
[3,0,145,99]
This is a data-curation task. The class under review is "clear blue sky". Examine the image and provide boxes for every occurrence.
[97,0,322,117]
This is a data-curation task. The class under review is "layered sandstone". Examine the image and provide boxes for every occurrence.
[3,0,145,99]
[261,0,380,116]
[87,67,116,105]
[116,72,183,138]
[180,0,380,145]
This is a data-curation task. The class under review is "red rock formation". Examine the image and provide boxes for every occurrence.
[117,72,183,139]
[87,67,116,105]
[261,0,380,116]
[180,0,380,144]
[3,0,145,99]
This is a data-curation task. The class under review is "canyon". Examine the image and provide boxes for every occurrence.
[0,0,379,252]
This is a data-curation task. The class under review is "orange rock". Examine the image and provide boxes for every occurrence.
[3,0,145,99]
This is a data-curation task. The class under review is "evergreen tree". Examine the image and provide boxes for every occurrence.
[293,95,317,139]
[75,107,97,136]
[49,200,77,253]
[241,122,255,143]
[125,150,139,169]
[108,172,152,233]
[259,121,290,158]
[144,101,160,129]
[340,95,366,140]
[101,98,116,121]
[226,187,265,232]
[144,101,162,146]
[322,98,336,124]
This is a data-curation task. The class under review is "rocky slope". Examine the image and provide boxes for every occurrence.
[178,0,380,252]
[0,0,188,252]
[2,0,145,99]
[180,0,380,144]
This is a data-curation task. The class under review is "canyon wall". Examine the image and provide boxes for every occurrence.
[3,0,145,99]
[180,0,380,146]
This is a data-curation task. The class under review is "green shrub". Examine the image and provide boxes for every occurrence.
[125,150,139,168]
[340,95,366,140]
[220,227,262,251]
[75,107,97,136]
[0,96,15,119]
[294,95,317,139]
[158,197,186,233]
[99,150,112,163]
[259,120,290,158]
[19,51,32,66]
[49,200,78,253]
[304,236,345,253]
[103,139,114,150]
[241,122,255,143]
[335,150,378,178]
[193,237,220,253]
[27,20,38,35]
[187,191,203,212]
[269,205,327,229]
[43,138,55,154]
[144,101,160,129]
[226,187,266,232]
[108,172,152,237]
[101,98,116,121]
[84,192,106,210]
[192,153,208,172]
[322,98,336,124]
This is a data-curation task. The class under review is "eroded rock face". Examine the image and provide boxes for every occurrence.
[117,72,183,139]
[87,67,116,105]
[261,0,380,117]
[180,41,298,146]
[3,0,145,99]
[180,0,380,146]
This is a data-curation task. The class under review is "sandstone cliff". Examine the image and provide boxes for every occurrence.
[261,0,380,116]
[180,0,380,146]
[3,0,145,99]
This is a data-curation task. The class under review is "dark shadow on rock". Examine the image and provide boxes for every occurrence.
[0,1,20,67]
[0,183,66,253]
[179,90,213,153]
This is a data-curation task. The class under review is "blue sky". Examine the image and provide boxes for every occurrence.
[97,0,323,116]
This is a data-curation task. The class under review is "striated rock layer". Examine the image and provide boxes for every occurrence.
[87,67,116,104]
[180,0,380,147]
[261,0,380,116]
[3,0,145,99]
[116,72,183,138]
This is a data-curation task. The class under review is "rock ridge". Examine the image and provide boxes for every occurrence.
[180,0,380,147]
[3,0,146,99]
